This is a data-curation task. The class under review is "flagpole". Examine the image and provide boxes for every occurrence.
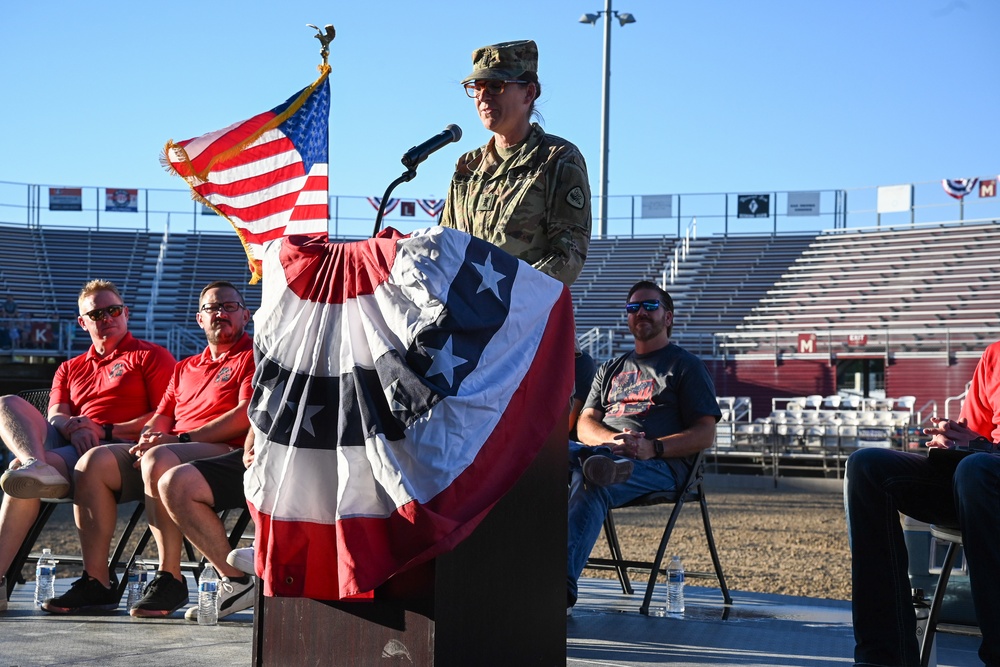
[308,24,337,238]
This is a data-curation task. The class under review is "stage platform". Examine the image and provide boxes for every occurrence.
[0,575,981,666]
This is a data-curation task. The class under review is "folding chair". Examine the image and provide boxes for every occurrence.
[586,448,732,615]
[919,525,981,667]
[4,388,147,602]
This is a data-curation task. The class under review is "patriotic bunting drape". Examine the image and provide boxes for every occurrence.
[164,66,332,283]
[368,197,445,218]
[366,196,399,215]
[244,225,574,600]
[417,198,445,217]
[942,178,979,200]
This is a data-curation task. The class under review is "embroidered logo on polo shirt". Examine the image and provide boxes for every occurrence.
[108,362,125,380]
[215,367,233,383]
[566,186,585,210]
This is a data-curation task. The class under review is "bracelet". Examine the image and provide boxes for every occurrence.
[103,423,114,441]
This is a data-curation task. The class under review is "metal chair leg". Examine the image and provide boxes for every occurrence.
[920,541,959,667]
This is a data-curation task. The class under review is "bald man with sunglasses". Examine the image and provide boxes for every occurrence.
[0,279,175,609]
[566,280,721,614]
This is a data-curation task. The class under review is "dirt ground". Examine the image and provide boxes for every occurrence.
[20,483,851,601]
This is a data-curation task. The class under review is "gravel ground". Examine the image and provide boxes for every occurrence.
[18,483,851,601]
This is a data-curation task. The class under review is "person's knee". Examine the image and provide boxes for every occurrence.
[74,447,119,491]
[0,394,45,437]
[160,464,209,510]
[954,453,1000,494]
[140,448,176,496]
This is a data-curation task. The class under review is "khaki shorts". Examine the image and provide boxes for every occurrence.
[101,442,235,504]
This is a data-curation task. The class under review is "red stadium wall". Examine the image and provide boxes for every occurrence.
[707,353,985,420]
[706,358,835,413]
[885,357,981,418]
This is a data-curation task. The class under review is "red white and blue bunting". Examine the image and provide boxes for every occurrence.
[368,197,446,218]
[941,178,979,200]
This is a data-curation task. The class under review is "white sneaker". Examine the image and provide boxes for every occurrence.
[184,576,255,621]
[226,546,254,575]
[0,457,70,499]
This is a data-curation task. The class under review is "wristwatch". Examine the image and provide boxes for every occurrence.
[102,423,114,441]
[178,432,192,443]
[652,438,665,457]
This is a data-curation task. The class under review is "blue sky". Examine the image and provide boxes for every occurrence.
[2,1,998,233]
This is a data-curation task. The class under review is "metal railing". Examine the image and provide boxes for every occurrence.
[4,179,999,240]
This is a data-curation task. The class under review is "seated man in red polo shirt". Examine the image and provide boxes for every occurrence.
[40,280,256,616]
[0,279,176,610]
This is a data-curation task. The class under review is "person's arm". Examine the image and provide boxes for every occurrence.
[180,398,251,445]
[630,414,718,461]
[243,428,255,469]
[576,406,622,447]
[533,153,591,286]
[923,416,985,448]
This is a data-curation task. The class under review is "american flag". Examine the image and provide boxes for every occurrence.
[243,226,574,599]
[164,66,331,282]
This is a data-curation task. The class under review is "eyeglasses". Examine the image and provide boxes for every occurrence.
[199,301,245,314]
[463,79,526,98]
[82,304,126,322]
[625,300,661,314]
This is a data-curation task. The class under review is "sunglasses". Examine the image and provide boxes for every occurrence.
[200,301,245,314]
[625,300,661,314]
[82,304,125,322]
[463,79,526,98]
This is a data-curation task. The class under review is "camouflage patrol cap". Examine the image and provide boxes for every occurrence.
[463,39,538,83]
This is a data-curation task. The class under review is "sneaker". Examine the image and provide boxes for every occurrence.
[582,455,634,487]
[0,457,70,499]
[184,575,255,621]
[226,546,255,575]
[41,572,119,614]
[129,571,189,617]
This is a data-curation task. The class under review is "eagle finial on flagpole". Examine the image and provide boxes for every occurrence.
[306,23,336,65]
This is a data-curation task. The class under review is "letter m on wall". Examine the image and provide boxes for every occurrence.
[798,333,817,354]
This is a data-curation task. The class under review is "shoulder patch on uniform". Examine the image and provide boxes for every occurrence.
[566,186,585,210]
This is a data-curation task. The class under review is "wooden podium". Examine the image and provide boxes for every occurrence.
[252,419,568,666]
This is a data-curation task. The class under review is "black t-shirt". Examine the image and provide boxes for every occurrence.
[585,343,721,479]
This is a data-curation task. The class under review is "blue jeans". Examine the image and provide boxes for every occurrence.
[566,441,678,605]
[845,447,1000,666]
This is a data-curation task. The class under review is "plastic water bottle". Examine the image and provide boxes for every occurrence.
[198,564,219,626]
[125,561,144,611]
[666,555,685,615]
[34,548,57,606]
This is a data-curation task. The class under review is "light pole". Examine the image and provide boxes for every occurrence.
[580,1,635,238]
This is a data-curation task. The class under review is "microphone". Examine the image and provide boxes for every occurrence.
[401,124,462,168]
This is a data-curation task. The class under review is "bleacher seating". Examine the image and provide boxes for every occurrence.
[732,221,1000,353]
[571,233,816,358]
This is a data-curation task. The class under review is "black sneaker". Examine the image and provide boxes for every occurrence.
[41,572,119,614]
[130,571,189,618]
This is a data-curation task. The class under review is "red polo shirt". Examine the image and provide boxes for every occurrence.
[961,339,1000,443]
[49,332,177,424]
[155,333,255,446]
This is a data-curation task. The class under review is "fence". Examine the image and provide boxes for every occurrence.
[4,178,999,239]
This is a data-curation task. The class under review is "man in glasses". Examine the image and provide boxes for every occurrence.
[566,280,721,613]
[440,39,591,289]
[41,281,256,617]
[0,280,176,610]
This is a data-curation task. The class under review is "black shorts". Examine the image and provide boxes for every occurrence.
[189,449,248,511]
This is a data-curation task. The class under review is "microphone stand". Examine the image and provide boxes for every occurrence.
[372,168,417,238]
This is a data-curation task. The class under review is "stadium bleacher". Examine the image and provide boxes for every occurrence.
[1,217,996,478]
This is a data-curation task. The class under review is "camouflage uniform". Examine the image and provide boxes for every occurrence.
[440,123,592,287]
